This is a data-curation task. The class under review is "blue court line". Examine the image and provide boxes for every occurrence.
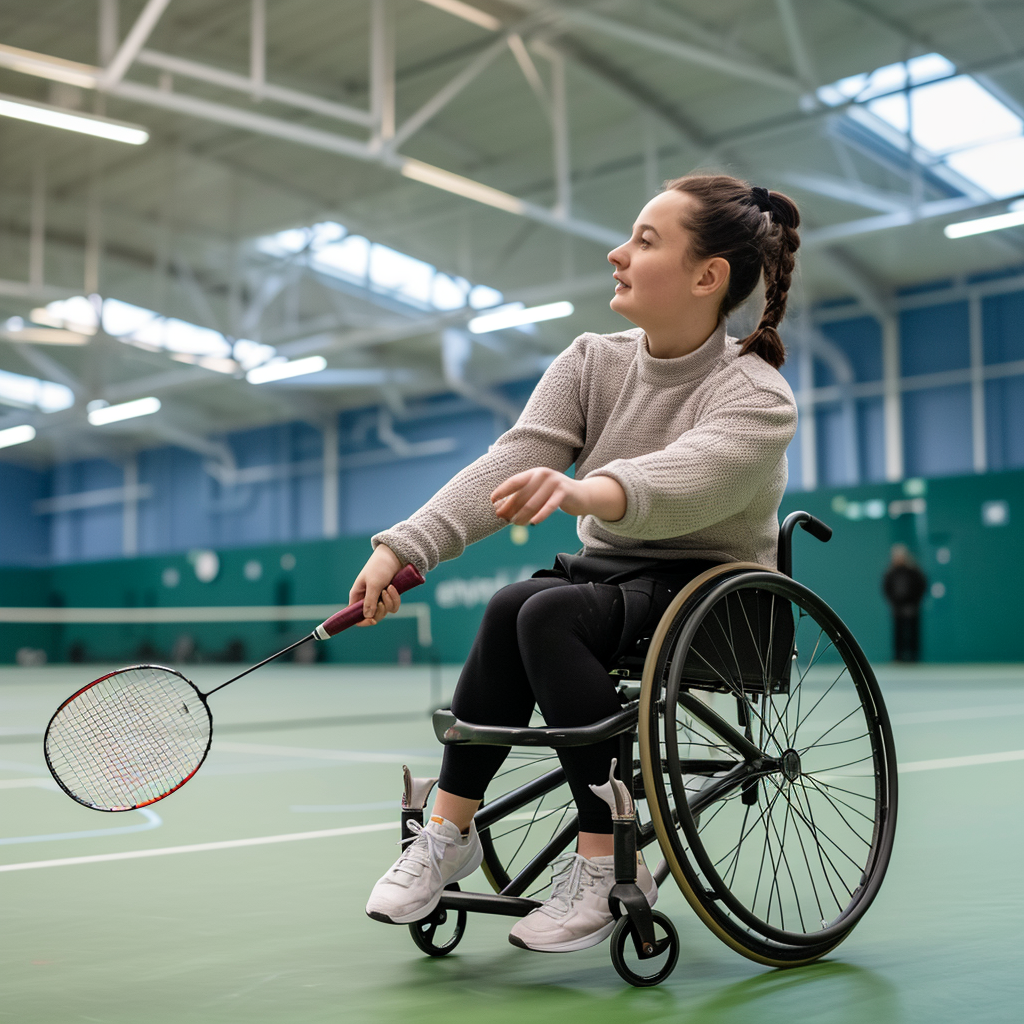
[0,807,162,846]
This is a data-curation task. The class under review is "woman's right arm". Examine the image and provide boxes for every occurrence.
[349,543,404,624]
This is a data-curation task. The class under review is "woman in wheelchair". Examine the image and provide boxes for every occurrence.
[353,173,802,953]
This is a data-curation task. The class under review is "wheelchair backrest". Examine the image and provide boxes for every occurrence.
[680,586,795,695]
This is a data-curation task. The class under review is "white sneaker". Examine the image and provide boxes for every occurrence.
[508,852,658,953]
[365,816,482,925]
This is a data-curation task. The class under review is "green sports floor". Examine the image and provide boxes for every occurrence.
[0,663,1021,1024]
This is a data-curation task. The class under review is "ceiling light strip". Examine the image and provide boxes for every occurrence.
[414,0,502,31]
[469,301,574,334]
[944,208,1024,238]
[87,398,161,425]
[247,356,327,384]
[400,159,525,215]
[0,93,148,144]
[0,425,36,449]
[0,43,98,88]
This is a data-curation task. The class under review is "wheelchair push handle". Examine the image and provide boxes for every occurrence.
[778,511,832,578]
[799,514,833,543]
[314,563,426,639]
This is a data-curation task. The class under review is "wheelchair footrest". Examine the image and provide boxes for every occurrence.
[438,890,542,918]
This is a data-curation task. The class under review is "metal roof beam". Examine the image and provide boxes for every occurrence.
[774,0,820,91]
[9,344,87,399]
[134,50,374,127]
[386,34,509,153]
[780,171,912,213]
[99,0,175,90]
[804,190,1024,247]
[504,1,804,94]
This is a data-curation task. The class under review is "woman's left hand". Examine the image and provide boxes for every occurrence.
[491,468,626,525]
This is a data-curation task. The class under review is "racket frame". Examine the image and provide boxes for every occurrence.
[42,562,427,811]
[43,664,214,813]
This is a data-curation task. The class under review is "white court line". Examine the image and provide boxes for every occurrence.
[898,749,1024,773]
[890,704,1024,725]
[215,741,436,764]
[0,821,397,874]
[2,748,1022,874]
[0,777,57,790]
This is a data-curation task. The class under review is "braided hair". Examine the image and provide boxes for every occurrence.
[663,174,800,369]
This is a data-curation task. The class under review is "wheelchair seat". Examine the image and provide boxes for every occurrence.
[611,582,795,695]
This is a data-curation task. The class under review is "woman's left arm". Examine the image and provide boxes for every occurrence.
[585,373,797,540]
[491,468,627,525]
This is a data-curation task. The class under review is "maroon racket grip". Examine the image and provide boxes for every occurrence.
[314,564,426,639]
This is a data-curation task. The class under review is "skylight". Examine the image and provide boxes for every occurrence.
[818,53,1024,199]
[257,221,505,313]
[0,367,75,413]
[36,296,276,373]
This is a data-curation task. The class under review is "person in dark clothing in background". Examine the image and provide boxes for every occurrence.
[883,544,928,662]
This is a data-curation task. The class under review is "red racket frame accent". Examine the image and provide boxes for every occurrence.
[43,665,214,813]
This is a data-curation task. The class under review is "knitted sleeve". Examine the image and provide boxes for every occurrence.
[371,340,587,572]
[586,369,797,541]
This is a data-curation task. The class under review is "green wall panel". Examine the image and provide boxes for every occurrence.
[2,470,1020,667]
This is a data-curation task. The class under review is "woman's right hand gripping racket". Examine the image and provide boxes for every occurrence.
[43,564,426,812]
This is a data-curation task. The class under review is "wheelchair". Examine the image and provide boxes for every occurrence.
[393,512,898,987]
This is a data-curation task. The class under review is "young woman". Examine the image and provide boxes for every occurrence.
[356,173,801,953]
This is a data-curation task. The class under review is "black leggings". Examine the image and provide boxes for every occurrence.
[437,578,627,833]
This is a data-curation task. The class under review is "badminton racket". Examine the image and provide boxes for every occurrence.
[43,563,425,812]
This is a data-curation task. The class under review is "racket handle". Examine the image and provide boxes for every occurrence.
[313,564,427,639]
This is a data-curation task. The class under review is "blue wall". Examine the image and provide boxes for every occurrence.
[1,277,1023,569]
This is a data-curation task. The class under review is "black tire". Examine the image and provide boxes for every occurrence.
[408,883,467,957]
[640,570,898,967]
[610,910,680,987]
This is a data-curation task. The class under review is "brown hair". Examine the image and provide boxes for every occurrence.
[663,173,800,369]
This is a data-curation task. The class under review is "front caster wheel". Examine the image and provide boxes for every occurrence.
[609,910,679,987]
[408,883,467,957]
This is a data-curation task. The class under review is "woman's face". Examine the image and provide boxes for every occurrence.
[607,190,724,332]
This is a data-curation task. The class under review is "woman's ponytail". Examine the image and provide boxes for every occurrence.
[665,176,801,369]
[739,192,800,369]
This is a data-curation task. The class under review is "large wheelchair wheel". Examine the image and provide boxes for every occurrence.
[639,567,898,967]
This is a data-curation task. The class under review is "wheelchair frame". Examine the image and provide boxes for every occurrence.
[391,513,899,986]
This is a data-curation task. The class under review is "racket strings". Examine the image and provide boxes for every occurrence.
[45,667,211,810]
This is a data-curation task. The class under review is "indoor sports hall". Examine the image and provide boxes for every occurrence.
[0,2,1022,1021]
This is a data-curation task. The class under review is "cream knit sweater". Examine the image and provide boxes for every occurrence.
[372,320,798,573]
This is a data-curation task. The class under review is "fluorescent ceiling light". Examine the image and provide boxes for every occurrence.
[246,356,327,384]
[0,424,36,449]
[469,301,575,334]
[87,397,161,425]
[944,208,1024,238]
[0,43,98,89]
[415,0,502,31]
[1,325,90,345]
[401,159,524,215]
[0,92,148,145]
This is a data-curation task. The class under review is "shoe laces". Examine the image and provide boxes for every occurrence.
[390,819,456,882]
[540,853,606,918]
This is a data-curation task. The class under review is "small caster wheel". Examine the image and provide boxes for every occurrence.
[610,910,679,987]
[408,883,466,957]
